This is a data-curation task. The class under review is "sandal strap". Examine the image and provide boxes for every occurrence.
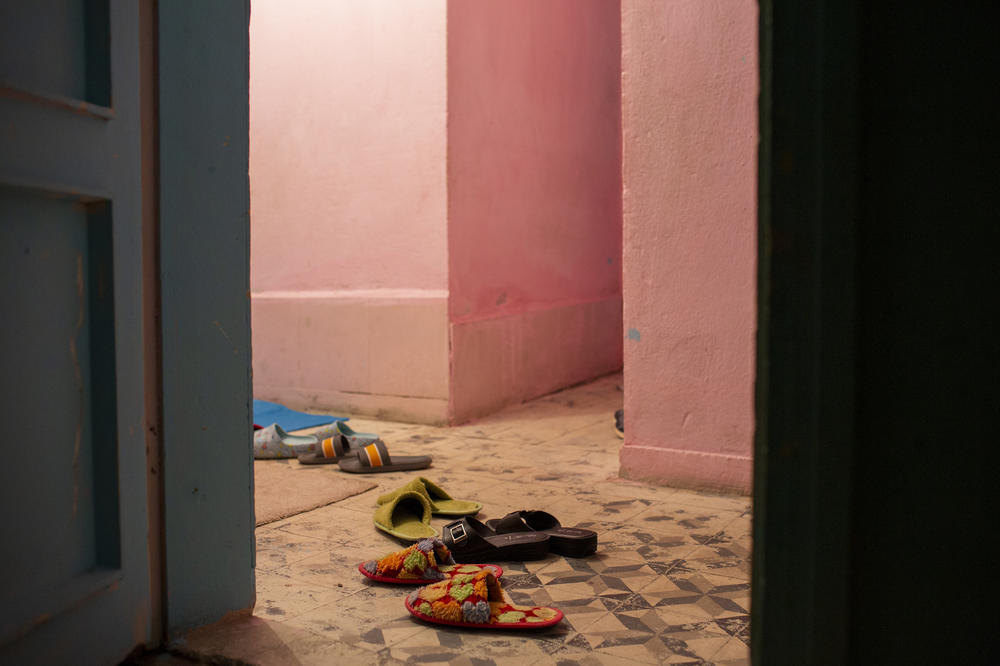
[440,516,493,554]
[518,510,561,530]
[490,510,562,534]
[319,435,343,459]
[492,512,533,534]
[356,440,391,468]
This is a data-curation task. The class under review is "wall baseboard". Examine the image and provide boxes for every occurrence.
[251,292,449,424]
[619,444,752,494]
[449,295,623,424]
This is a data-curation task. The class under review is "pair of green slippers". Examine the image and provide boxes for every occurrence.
[374,477,481,541]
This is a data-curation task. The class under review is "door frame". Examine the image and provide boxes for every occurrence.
[752,0,859,662]
[154,0,255,639]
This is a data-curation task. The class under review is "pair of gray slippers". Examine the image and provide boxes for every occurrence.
[253,421,431,473]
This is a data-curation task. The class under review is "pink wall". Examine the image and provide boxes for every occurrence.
[250,0,452,423]
[250,0,447,292]
[447,0,624,422]
[619,0,758,493]
[448,0,622,320]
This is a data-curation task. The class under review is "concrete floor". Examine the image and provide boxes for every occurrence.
[171,373,751,665]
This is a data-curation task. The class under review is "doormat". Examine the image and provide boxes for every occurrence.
[254,460,376,526]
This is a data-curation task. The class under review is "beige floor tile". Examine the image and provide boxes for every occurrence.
[481,416,612,447]
[535,648,647,666]
[269,549,374,595]
[588,478,680,501]
[270,502,378,541]
[175,615,390,666]
[669,489,752,514]
[253,571,351,622]
[255,529,336,572]
[628,503,745,542]
[540,494,662,525]
[381,621,566,665]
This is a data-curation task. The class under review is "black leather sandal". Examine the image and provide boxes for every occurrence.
[440,516,550,562]
[486,510,598,557]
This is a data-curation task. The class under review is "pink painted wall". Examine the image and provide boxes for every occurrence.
[619,0,758,493]
[447,0,622,319]
[250,0,447,292]
[447,0,623,422]
[249,1,452,423]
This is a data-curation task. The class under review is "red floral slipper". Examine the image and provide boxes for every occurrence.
[359,538,502,585]
[405,570,563,629]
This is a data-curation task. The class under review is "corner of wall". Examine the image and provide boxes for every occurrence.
[449,297,624,424]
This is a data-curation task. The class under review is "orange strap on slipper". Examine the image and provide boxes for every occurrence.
[337,440,432,474]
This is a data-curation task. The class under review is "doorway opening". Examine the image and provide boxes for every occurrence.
[233,1,756,663]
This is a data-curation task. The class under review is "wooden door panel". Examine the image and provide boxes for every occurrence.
[0,0,110,106]
[0,2,149,661]
[0,190,119,641]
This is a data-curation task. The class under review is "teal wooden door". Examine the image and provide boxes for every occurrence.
[0,1,152,662]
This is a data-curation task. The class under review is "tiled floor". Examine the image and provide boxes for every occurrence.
[175,374,751,665]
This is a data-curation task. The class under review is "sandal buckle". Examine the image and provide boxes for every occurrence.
[448,522,467,545]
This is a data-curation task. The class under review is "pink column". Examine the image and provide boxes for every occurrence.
[620,0,758,492]
[447,0,624,423]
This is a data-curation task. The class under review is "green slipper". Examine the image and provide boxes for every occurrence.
[374,488,438,541]
[376,477,482,516]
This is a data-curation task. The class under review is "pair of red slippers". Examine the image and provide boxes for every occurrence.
[358,538,563,629]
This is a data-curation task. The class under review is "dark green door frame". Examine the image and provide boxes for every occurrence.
[754,1,859,662]
[754,2,997,663]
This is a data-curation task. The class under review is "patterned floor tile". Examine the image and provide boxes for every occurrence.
[282,585,426,653]
[536,558,662,605]
[635,572,751,622]
[546,646,657,665]
[590,524,704,565]
[181,372,755,665]
[563,609,732,665]
[677,534,753,582]
[710,636,751,665]
[717,510,751,535]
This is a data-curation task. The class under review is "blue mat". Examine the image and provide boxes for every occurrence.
[253,400,348,432]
